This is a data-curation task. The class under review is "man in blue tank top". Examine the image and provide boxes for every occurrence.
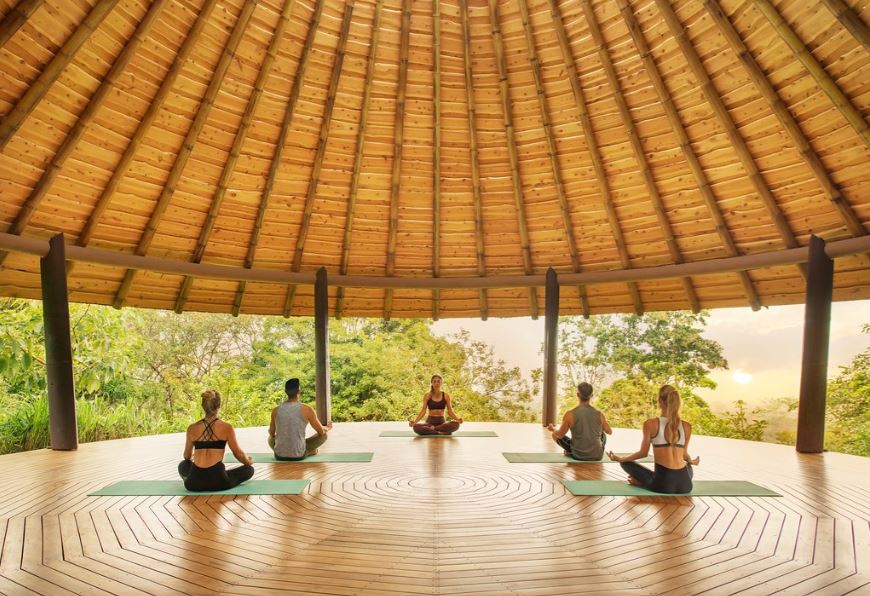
[547,382,613,460]
[268,378,332,460]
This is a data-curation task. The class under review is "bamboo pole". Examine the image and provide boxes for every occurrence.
[489,0,539,318]
[335,0,384,319]
[174,0,297,314]
[233,0,324,317]
[753,0,870,148]
[548,0,642,314]
[518,0,590,317]
[283,0,354,317]
[0,0,119,149]
[383,0,412,321]
[432,0,442,320]
[615,0,761,311]
[0,0,44,52]
[704,0,867,240]
[112,0,258,309]
[0,0,168,269]
[820,0,870,51]
[460,0,488,320]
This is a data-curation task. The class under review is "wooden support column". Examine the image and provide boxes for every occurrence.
[796,235,834,453]
[314,267,331,424]
[543,267,559,427]
[40,234,77,450]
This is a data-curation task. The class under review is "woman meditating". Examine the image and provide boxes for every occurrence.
[409,374,464,435]
[607,385,700,494]
[178,390,254,492]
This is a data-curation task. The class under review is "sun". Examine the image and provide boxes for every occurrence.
[733,370,753,385]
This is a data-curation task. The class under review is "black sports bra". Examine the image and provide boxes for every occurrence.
[193,418,227,450]
[427,393,447,411]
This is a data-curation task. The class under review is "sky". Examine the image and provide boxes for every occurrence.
[431,299,870,412]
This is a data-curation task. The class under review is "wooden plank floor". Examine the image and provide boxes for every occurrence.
[0,422,868,595]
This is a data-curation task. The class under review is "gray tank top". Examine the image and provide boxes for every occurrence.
[569,404,604,459]
[274,401,306,459]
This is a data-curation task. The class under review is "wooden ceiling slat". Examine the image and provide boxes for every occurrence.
[335,0,384,320]
[460,0,488,320]
[0,0,120,149]
[489,0,539,318]
[0,0,43,50]
[548,0,642,314]
[383,0,413,321]
[283,0,355,317]
[174,0,298,315]
[820,0,870,50]
[432,0,442,320]
[232,0,325,317]
[0,0,169,269]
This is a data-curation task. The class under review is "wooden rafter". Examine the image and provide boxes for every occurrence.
[581,1,699,313]
[0,0,119,149]
[488,0,538,318]
[174,0,298,314]
[821,0,870,50]
[547,0,642,314]
[335,0,384,320]
[112,0,257,309]
[616,0,761,310]
[432,0,441,320]
[0,0,43,50]
[383,0,412,321]
[282,0,355,317]
[233,0,324,317]
[518,0,589,316]
[705,0,867,240]
[0,0,168,269]
[76,0,220,251]
[459,0,488,320]
[753,0,870,147]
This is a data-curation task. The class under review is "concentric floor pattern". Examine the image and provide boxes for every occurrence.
[0,422,868,595]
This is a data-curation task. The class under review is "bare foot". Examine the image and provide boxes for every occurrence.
[627,476,641,486]
[307,449,318,456]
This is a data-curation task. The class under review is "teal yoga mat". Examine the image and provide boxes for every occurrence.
[379,430,498,437]
[225,452,373,463]
[89,479,310,496]
[503,452,653,463]
[562,480,781,497]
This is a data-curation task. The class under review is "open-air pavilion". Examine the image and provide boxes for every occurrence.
[0,0,869,592]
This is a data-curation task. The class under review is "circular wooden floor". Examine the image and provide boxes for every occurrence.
[1,422,868,595]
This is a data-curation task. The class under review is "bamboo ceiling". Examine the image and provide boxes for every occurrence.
[0,0,868,318]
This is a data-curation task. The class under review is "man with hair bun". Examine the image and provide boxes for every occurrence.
[547,382,612,461]
[269,378,332,460]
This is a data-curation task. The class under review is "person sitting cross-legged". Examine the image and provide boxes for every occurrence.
[409,374,463,435]
[269,378,332,460]
[547,382,612,461]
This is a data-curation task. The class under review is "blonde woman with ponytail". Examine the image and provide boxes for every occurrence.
[178,390,254,492]
[607,385,700,494]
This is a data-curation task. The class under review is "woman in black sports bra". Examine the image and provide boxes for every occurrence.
[409,374,464,435]
[607,385,700,494]
[178,390,254,492]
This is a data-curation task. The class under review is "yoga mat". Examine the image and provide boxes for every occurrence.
[89,479,310,497]
[225,452,373,463]
[562,480,781,497]
[379,430,498,437]
[503,452,653,463]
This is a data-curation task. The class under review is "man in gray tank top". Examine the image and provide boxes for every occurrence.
[268,378,332,460]
[547,382,613,460]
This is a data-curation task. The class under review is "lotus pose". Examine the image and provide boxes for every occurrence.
[409,375,463,435]
[607,385,700,494]
[269,378,332,460]
[179,390,254,492]
[547,382,612,460]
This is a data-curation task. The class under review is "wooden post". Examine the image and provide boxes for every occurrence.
[314,267,331,424]
[40,234,77,450]
[796,235,833,453]
[543,267,559,426]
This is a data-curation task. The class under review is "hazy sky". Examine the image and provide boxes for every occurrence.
[432,299,870,411]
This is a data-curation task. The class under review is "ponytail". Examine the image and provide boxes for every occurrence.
[658,385,681,446]
[201,389,221,418]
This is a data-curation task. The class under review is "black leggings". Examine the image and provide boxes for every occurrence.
[620,461,693,494]
[178,460,254,492]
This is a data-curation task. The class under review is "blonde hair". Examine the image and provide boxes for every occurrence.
[658,385,681,446]
[201,389,221,418]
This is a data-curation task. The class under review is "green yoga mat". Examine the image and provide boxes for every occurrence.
[503,452,653,463]
[224,452,373,463]
[89,479,310,497]
[562,480,781,497]
[379,430,498,437]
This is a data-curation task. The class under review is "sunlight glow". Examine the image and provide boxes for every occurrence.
[733,370,753,385]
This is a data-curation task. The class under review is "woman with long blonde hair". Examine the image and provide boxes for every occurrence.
[607,385,699,494]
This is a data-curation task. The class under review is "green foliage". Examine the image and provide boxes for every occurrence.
[824,324,870,456]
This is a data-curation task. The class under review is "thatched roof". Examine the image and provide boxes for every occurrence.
[0,0,868,318]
